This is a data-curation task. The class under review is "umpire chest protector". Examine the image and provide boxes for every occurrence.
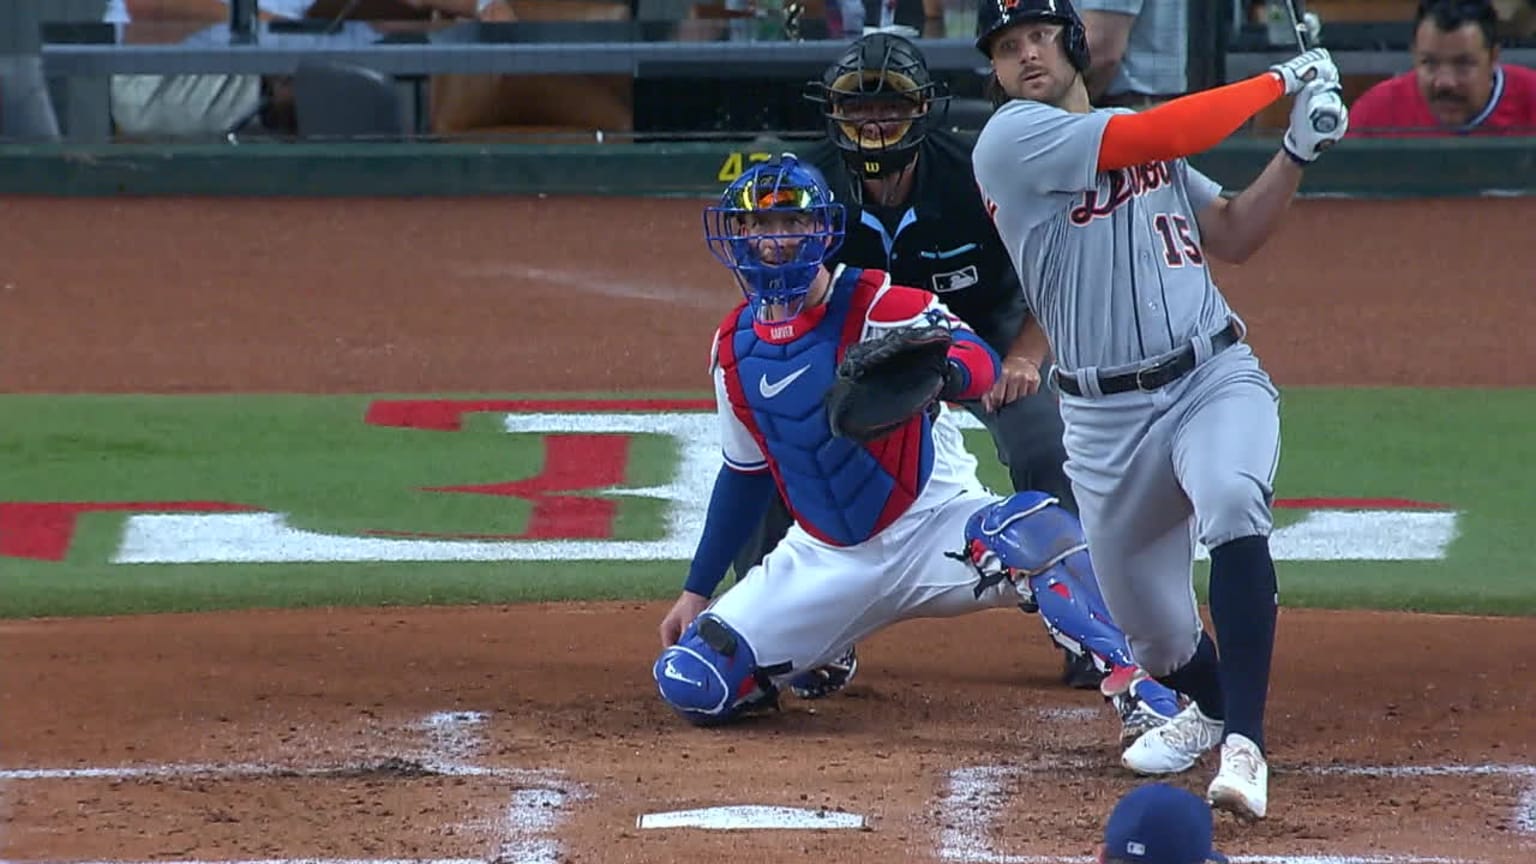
[808,133,1026,355]
[715,266,936,547]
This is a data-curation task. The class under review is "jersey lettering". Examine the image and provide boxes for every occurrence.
[1069,162,1175,225]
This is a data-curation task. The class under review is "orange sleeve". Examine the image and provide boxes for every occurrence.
[1097,74,1286,172]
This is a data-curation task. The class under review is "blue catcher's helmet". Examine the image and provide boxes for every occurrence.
[704,154,846,324]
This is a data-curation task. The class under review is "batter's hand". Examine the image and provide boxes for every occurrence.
[1269,48,1338,96]
[659,590,711,647]
[982,355,1041,412]
[1283,80,1349,163]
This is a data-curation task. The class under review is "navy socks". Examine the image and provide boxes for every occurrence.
[1157,630,1226,722]
[1207,534,1279,752]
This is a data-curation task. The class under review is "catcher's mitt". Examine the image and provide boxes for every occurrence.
[824,326,959,443]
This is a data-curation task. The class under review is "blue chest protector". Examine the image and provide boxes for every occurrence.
[716,267,934,546]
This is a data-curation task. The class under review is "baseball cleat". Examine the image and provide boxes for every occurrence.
[1207,733,1269,819]
[1120,703,1223,775]
[1103,666,1180,744]
[788,645,859,700]
[1115,695,1176,744]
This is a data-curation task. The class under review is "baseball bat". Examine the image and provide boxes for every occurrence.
[1278,0,1340,136]
[1279,0,1315,51]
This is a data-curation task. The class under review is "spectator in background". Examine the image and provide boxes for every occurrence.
[1078,0,1188,109]
[1350,0,1536,136]
[1097,783,1229,864]
[425,0,636,140]
[105,0,386,138]
[400,0,514,21]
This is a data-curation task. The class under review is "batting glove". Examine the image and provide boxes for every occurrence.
[1270,48,1339,96]
[1283,80,1349,164]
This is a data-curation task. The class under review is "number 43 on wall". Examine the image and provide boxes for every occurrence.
[716,151,773,183]
[1153,212,1205,268]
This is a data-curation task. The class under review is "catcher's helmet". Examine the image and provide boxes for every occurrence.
[704,154,846,324]
[975,0,1090,72]
[803,33,950,180]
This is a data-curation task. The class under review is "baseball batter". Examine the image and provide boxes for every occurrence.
[970,0,1349,820]
[735,31,1143,709]
[652,155,1180,742]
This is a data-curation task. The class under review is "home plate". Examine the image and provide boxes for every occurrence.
[636,804,867,830]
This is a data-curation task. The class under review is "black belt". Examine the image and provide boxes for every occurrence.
[1054,323,1241,397]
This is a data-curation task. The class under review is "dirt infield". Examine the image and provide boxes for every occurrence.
[2,195,1534,863]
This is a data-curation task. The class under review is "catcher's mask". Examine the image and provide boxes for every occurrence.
[975,0,1090,70]
[803,33,950,181]
[704,155,846,324]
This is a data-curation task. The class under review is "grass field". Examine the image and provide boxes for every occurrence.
[1,388,1533,619]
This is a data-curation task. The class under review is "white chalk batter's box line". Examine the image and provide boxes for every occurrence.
[0,710,582,864]
[935,762,1536,864]
[4,759,1530,861]
[0,854,1505,864]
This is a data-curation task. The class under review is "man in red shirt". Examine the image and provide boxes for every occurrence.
[1350,0,1536,136]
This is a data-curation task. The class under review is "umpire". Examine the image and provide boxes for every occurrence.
[732,33,1092,687]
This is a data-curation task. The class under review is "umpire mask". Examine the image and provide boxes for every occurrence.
[805,33,950,181]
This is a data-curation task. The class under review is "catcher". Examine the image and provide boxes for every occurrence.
[652,154,1181,741]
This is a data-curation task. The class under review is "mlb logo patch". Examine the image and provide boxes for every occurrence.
[1125,841,1146,857]
[931,265,979,294]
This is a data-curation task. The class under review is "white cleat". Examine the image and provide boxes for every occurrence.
[1120,703,1223,775]
[1207,733,1269,819]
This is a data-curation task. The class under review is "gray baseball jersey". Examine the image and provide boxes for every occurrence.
[973,100,1233,377]
[971,99,1281,679]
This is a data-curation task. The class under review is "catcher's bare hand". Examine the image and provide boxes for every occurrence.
[659,590,711,647]
[982,355,1041,412]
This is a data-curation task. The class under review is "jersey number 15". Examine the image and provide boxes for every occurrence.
[1153,213,1205,268]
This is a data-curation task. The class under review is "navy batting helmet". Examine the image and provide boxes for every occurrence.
[803,33,950,180]
[975,0,1090,72]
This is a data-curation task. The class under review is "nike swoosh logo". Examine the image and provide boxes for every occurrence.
[759,364,811,399]
[663,659,702,688]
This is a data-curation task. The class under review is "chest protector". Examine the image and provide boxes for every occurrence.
[715,267,935,547]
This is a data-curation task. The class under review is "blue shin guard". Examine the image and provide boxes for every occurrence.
[653,614,779,726]
[964,492,1181,720]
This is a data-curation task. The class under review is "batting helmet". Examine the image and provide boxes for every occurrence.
[803,33,950,180]
[975,0,1090,72]
[703,154,846,324]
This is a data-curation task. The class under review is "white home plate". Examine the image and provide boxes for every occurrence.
[636,805,866,830]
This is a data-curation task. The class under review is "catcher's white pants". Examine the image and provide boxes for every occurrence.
[705,486,1029,683]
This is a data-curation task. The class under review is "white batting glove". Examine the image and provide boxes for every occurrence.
[1270,48,1339,96]
[1283,80,1349,164]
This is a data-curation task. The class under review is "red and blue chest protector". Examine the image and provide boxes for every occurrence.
[714,267,935,547]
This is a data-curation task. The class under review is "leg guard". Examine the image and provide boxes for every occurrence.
[964,492,1181,717]
[653,613,778,727]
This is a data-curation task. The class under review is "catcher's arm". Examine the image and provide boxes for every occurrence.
[681,364,780,598]
[867,285,1000,401]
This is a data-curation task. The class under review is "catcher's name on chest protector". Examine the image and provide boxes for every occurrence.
[716,268,931,547]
